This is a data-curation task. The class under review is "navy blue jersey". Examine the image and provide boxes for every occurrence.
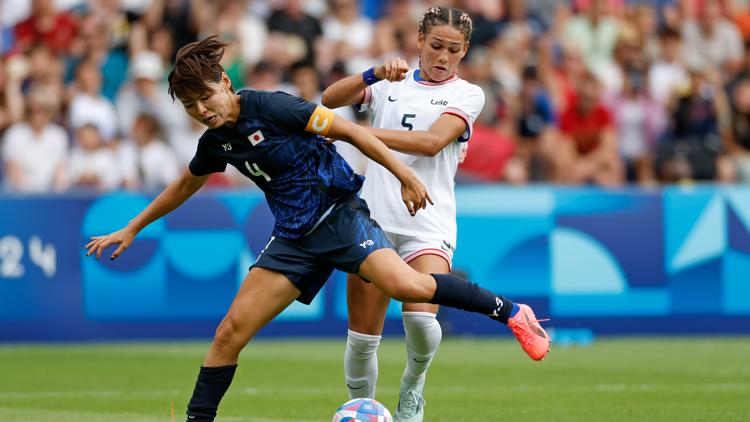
[189,90,364,239]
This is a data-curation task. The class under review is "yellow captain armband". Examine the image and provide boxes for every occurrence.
[304,106,335,136]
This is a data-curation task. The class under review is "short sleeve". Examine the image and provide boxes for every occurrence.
[259,91,318,134]
[188,133,227,176]
[443,84,485,142]
[359,79,388,112]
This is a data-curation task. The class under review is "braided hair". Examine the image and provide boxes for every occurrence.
[418,6,473,41]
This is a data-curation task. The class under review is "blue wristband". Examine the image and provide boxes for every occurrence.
[362,67,380,86]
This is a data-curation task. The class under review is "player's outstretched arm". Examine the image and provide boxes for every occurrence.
[321,58,409,108]
[327,115,433,215]
[85,169,208,260]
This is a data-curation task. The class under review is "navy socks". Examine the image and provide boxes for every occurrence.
[429,273,515,323]
[186,365,237,421]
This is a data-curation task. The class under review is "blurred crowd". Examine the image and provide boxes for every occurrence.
[2,0,750,193]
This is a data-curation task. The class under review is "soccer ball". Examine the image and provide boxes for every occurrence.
[332,398,393,422]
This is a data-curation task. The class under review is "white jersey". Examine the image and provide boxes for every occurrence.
[360,69,485,247]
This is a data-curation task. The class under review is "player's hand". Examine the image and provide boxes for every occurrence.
[85,227,137,261]
[400,172,433,216]
[374,58,409,82]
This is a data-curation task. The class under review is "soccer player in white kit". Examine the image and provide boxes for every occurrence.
[323,7,533,421]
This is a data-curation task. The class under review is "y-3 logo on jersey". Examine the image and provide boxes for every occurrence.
[221,143,232,151]
[431,99,448,106]
[360,239,374,248]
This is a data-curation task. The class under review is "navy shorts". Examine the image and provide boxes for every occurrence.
[251,195,393,304]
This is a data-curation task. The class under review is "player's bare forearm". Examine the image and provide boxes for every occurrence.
[369,113,466,156]
[330,118,411,183]
[128,169,207,233]
[369,127,440,156]
[327,117,432,214]
[321,59,409,108]
[86,169,207,260]
[321,74,367,108]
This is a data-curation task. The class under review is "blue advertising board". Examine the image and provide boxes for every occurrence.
[1,185,749,341]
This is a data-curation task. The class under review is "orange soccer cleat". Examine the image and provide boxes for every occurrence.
[507,304,550,361]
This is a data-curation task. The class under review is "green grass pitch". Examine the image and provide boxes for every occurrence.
[0,337,748,421]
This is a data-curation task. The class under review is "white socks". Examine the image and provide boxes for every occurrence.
[344,329,381,399]
[401,312,442,388]
[344,313,442,399]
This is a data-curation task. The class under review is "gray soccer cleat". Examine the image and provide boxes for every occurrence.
[394,383,426,422]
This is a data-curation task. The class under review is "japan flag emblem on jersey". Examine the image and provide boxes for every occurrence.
[248,130,265,146]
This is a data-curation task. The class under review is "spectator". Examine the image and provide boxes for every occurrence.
[290,61,321,102]
[69,13,129,101]
[208,0,263,87]
[169,117,205,168]
[21,43,65,102]
[68,59,119,143]
[68,124,122,192]
[371,0,420,60]
[148,26,178,66]
[648,27,690,106]
[1,1,748,189]
[729,0,750,43]
[726,74,750,181]
[115,50,188,146]
[120,114,180,191]
[1,84,68,193]
[563,0,620,78]
[608,69,665,184]
[629,3,660,62]
[556,70,624,186]
[548,43,587,113]
[321,0,375,73]
[682,0,744,76]
[514,64,558,181]
[228,2,269,68]
[1,22,16,57]
[457,120,520,183]
[657,66,734,182]
[1,0,31,37]
[465,0,503,48]
[140,0,201,52]
[599,23,646,97]
[267,0,323,66]
[13,0,77,55]
[500,0,548,41]
[245,60,292,92]
[0,55,25,133]
[462,46,504,126]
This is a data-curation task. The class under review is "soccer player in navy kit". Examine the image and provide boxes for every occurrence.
[85,36,549,422]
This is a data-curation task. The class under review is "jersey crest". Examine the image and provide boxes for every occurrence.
[248,130,265,146]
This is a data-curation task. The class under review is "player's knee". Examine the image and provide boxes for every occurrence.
[347,331,381,359]
[213,314,246,352]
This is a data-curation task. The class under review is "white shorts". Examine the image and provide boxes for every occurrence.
[384,231,455,270]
